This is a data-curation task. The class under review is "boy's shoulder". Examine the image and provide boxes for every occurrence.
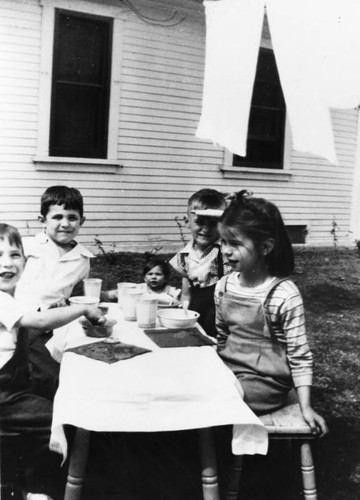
[22,232,93,259]
[68,241,94,259]
[175,239,194,256]
[21,232,44,257]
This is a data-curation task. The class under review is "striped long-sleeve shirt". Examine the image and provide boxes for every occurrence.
[214,273,313,388]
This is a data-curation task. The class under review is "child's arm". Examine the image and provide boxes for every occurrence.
[214,286,229,350]
[100,290,118,302]
[16,304,104,332]
[180,277,191,306]
[296,385,328,437]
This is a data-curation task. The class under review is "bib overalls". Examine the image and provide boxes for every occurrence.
[217,277,293,414]
[189,248,224,338]
[0,327,64,498]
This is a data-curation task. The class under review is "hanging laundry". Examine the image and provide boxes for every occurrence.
[266,0,338,164]
[196,0,265,157]
[197,0,360,165]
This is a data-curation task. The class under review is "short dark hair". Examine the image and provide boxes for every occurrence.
[143,258,171,281]
[0,223,24,256]
[40,185,84,218]
[187,189,226,212]
[220,191,294,277]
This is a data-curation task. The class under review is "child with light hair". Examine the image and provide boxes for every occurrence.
[170,188,231,337]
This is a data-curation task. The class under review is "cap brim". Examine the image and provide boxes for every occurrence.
[191,209,224,218]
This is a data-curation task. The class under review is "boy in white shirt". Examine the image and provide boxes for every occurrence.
[16,185,93,399]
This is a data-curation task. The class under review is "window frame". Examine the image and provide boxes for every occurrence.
[34,0,125,172]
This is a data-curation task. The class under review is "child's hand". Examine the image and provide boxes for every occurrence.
[301,406,328,437]
[101,289,118,302]
[84,306,106,325]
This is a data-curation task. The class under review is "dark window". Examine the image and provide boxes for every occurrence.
[50,10,112,158]
[233,48,286,169]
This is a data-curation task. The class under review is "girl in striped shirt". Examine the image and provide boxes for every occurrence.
[215,191,327,436]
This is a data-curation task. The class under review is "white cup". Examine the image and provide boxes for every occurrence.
[83,278,102,299]
[117,283,138,309]
[122,290,144,321]
[136,294,158,328]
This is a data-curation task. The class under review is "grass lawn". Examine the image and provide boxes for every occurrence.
[90,247,360,500]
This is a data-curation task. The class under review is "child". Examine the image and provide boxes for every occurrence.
[0,223,104,500]
[138,258,181,305]
[170,189,231,337]
[215,191,327,435]
[15,185,94,399]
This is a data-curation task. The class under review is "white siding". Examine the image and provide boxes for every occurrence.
[0,0,358,253]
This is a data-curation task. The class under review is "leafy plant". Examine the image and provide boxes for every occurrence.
[330,218,339,248]
[355,239,360,256]
[94,236,118,264]
[144,236,163,259]
[174,215,188,245]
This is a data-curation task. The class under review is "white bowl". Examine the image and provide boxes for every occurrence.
[157,308,200,329]
[69,296,100,306]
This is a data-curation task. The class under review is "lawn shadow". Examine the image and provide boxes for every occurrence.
[314,415,360,500]
[301,282,360,312]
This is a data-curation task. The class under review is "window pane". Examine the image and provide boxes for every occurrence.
[51,85,106,158]
[56,14,108,84]
[50,11,112,158]
[233,48,286,169]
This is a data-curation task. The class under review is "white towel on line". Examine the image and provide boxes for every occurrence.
[196,0,265,157]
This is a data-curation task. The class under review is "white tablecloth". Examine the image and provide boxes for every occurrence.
[48,304,268,460]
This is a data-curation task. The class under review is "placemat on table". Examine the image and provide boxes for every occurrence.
[65,340,151,364]
[143,328,216,348]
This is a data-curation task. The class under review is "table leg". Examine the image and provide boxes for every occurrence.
[198,427,220,500]
[64,428,90,500]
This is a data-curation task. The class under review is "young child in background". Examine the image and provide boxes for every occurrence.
[0,223,103,500]
[215,191,327,434]
[170,189,231,337]
[138,258,181,305]
[15,185,93,399]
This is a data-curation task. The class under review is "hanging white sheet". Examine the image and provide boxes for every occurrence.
[266,0,337,164]
[196,0,265,157]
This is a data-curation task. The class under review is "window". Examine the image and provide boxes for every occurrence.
[233,48,286,169]
[50,10,112,159]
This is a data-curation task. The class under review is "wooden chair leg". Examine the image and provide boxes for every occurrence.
[64,428,90,500]
[226,455,243,500]
[198,427,220,500]
[300,441,317,500]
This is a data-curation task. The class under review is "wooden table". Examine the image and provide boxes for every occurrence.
[48,304,268,500]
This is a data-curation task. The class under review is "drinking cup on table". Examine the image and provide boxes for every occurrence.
[83,278,102,299]
[117,282,138,308]
[136,294,158,328]
[122,289,143,321]
[69,296,100,306]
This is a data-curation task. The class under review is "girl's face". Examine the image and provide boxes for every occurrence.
[144,265,166,291]
[0,237,25,296]
[220,224,269,276]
